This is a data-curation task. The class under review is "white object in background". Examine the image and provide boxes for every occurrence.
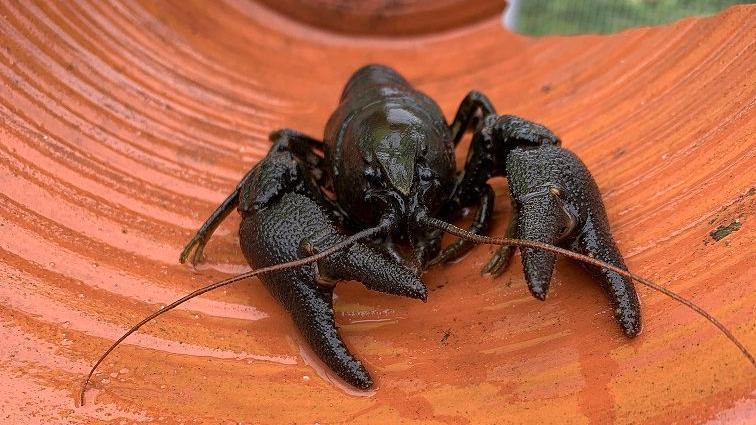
[502,0,521,30]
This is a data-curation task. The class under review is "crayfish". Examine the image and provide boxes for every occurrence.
[80,65,754,403]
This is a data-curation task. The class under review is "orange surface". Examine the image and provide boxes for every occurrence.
[1,1,754,424]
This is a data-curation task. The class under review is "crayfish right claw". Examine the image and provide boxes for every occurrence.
[504,144,642,336]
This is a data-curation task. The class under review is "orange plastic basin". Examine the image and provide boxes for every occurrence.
[0,1,754,423]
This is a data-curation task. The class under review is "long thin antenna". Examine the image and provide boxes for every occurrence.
[79,224,386,406]
[81,216,754,406]
[420,215,755,369]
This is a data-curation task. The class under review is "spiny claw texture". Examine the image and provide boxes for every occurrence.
[239,150,426,389]
[505,144,642,337]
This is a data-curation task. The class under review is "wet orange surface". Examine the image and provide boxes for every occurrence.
[1,1,755,424]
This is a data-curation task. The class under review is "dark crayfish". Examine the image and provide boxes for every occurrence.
[80,65,754,404]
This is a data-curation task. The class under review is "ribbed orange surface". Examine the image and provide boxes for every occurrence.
[254,0,507,35]
[0,1,754,423]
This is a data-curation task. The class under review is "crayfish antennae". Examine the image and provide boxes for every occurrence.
[420,216,755,369]
[79,224,388,407]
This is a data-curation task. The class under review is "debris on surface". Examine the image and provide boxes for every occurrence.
[709,220,741,242]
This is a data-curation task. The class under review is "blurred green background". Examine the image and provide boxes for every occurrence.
[507,0,754,35]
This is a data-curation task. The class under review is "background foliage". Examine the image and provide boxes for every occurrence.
[513,0,753,35]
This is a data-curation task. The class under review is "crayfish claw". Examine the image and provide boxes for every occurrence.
[290,283,374,389]
[510,181,570,300]
[521,249,557,301]
[310,240,428,301]
[505,144,642,335]
[571,223,642,337]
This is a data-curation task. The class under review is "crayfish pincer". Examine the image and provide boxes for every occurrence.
[236,143,427,389]
[190,140,427,389]
[503,144,641,336]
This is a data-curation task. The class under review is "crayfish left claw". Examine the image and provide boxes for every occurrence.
[501,144,642,337]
